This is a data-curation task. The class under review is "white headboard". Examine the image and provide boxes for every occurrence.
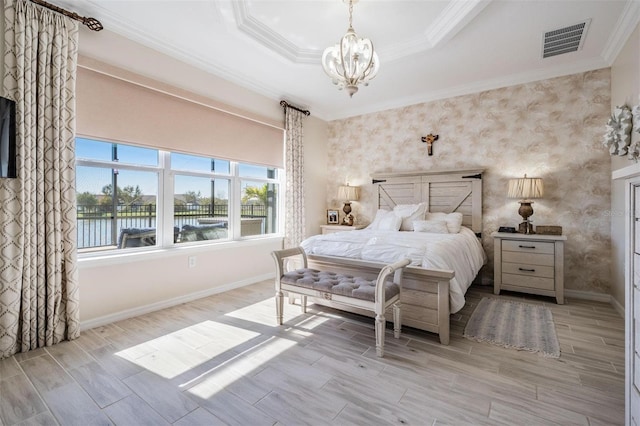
[371,168,483,236]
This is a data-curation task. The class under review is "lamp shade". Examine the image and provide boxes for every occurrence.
[507,176,544,200]
[337,185,360,202]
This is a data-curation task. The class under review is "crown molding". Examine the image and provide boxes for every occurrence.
[601,0,640,65]
[233,0,491,64]
[232,0,319,64]
[426,0,492,48]
[323,56,609,121]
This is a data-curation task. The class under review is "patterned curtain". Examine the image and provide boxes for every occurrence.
[284,106,305,248]
[0,0,80,359]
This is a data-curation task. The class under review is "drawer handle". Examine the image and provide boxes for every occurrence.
[518,245,536,249]
[519,267,536,272]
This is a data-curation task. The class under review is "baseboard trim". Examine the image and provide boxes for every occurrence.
[79,273,274,331]
[564,289,625,318]
[609,295,625,318]
[564,289,611,303]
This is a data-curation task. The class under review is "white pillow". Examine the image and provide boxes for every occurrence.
[367,209,402,231]
[424,212,464,233]
[378,213,402,231]
[367,209,390,229]
[413,219,449,234]
[393,202,428,231]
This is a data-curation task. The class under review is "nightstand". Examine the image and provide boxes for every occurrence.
[491,232,566,304]
[320,225,365,235]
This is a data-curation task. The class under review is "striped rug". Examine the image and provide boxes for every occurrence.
[463,297,560,358]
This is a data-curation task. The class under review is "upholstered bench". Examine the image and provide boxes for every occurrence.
[271,247,410,357]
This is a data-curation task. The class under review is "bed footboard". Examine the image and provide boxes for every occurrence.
[306,254,454,345]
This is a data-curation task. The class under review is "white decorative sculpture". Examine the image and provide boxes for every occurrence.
[603,105,632,156]
[630,104,640,162]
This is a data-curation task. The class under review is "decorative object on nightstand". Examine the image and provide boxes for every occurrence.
[491,232,566,304]
[320,224,365,235]
[337,184,360,226]
[327,209,339,224]
[507,174,544,234]
[535,225,563,235]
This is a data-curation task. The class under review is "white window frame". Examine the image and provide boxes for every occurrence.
[76,138,284,258]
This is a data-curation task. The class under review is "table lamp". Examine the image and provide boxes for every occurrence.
[507,175,544,234]
[337,184,360,226]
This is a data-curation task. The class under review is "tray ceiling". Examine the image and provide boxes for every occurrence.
[55,0,640,120]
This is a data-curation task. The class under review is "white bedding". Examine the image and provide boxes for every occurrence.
[300,227,486,313]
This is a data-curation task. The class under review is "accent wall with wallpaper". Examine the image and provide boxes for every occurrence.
[327,69,612,295]
[610,21,640,310]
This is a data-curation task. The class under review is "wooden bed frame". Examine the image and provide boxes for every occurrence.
[307,168,483,345]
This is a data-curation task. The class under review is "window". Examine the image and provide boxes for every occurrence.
[239,164,279,237]
[76,138,282,253]
[171,153,231,244]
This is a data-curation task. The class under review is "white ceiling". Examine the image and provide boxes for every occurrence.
[56,0,640,121]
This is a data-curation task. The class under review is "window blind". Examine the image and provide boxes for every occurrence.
[76,67,284,168]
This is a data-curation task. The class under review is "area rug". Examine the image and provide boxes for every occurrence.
[463,297,560,358]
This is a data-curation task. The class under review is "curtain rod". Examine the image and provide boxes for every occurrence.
[280,100,310,116]
[30,0,103,31]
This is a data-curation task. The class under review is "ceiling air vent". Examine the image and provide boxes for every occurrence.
[542,19,590,59]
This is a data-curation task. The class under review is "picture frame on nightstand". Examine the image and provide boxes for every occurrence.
[327,209,339,224]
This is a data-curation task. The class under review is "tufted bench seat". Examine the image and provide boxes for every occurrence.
[272,247,410,357]
[280,269,401,302]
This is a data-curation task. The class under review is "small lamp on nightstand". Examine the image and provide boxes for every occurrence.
[507,174,544,234]
[337,184,360,226]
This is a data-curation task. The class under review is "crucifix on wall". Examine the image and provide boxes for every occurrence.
[421,133,439,156]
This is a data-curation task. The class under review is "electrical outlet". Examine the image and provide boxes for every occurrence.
[188,256,196,268]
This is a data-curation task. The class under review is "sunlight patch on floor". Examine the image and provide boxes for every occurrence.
[294,312,331,330]
[224,298,281,325]
[115,320,260,379]
[185,335,297,399]
[224,297,336,330]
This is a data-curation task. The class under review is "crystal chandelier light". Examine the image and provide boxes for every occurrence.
[321,0,379,97]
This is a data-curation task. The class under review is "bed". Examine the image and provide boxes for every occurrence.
[301,168,485,344]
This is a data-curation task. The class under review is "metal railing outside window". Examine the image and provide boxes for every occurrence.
[77,203,269,249]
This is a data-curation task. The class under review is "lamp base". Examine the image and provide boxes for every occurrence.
[518,221,535,234]
[517,201,535,234]
[342,202,353,226]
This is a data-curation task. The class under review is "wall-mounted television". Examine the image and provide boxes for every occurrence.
[0,96,16,178]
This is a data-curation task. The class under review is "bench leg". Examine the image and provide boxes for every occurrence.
[393,302,401,339]
[375,314,385,357]
[275,290,284,325]
[301,295,307,313]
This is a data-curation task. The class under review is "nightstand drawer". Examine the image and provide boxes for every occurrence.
[502,251,554,267]
[502,240,554,255]
[502,273,555,290]
[502,262,554,278]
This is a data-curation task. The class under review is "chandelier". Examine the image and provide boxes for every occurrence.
[321,0,379,97]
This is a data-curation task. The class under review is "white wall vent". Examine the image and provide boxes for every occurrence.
[542,19,590,58]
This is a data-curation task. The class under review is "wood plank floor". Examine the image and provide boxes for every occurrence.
[0,282,625,425]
